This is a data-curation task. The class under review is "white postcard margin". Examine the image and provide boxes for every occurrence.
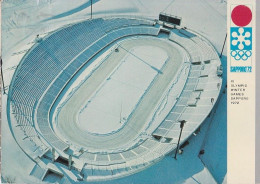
[227,0,256,183]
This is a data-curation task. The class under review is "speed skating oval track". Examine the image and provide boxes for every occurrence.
[7,17,222,182]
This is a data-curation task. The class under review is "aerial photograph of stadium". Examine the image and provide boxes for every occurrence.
[1,0,227,183]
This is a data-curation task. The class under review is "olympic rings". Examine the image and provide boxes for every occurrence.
[230,50,252,60]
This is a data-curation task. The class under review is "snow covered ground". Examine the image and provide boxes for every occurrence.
[87,104,221,184]
[55,37,184,150]
[1,0,227,183]
[78,45,168,134]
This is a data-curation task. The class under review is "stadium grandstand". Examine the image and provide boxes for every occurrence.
[5,15,222,183]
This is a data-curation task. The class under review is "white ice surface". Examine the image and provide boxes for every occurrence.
[78,46,168,134]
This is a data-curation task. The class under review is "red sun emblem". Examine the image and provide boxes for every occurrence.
[231,5,252,27]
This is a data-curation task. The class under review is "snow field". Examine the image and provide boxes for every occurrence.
[55,37,183,151]
[78,46,168,134]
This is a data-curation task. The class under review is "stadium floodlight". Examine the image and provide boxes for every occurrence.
[220,33,227,58]
[91,0,93,19]
[174,120,186,160]
[0,58,6,94]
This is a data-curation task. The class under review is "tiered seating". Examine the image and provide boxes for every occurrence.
[79,136,164,167]
[191,37,218,61]
[9,17,159,155]
[80,147,159,180]
[30,165,47,181]
[178,29,218,62]
[151,29,221,147]
[169,31,201,63]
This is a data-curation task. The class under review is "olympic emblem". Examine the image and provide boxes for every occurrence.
[230,5,252,61]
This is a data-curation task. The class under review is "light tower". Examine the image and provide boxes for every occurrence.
[174,120,186,160]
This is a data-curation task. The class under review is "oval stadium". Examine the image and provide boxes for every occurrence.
[5,15,223,183]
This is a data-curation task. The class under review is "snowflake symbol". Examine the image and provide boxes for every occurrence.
[231,27,251,50]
